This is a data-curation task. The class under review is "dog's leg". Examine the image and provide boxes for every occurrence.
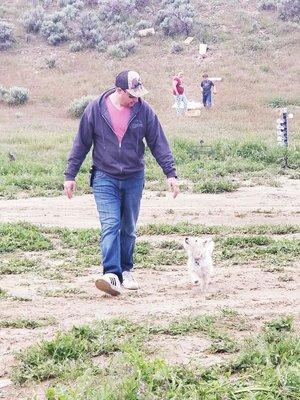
[202,272,211,293]
[189,271,200,285]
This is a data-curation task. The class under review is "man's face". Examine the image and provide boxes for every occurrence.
[119,89,139,107]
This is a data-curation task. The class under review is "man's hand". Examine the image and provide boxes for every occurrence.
[167,177,180,199]
[64,180,76,199]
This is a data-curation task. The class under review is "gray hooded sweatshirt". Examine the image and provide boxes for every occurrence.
[64,88,177,181]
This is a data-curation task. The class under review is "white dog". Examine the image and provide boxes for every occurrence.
[183,237,215,292]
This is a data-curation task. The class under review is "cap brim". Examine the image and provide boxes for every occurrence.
[127,86,148,97]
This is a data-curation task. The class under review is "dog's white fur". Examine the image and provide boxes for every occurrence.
[183,237,215,292]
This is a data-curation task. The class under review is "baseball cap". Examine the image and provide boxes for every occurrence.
[115,70,148,97]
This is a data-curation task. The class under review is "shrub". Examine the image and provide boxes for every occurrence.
[98,0,135,24]
[95,41,107,52]
[58,0,84,8]
[278,0,300,22]
[61,4,80,21]
[4,87,29,106]
[40,0,53,6]
[0,21,15,50]
[0,86,8,101]
[108,39,137,58]
[156,0,196,37]
[104,22,134,43]
[136,20,152,30]
[68,95,95,118]
[259,0,278,11]
[171,42,183,53]
[135,0,150,10]
[248,38,265,51]
[22,6,45,34]
[45,56,57,68]
[41,16,69,45]
[69,41,83,52]
[76,11,103,48]
[83,0,99,5]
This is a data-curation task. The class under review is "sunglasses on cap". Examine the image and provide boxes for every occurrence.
[122,89,139,99]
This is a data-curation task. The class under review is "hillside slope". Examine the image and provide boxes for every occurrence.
[0,0,299,143]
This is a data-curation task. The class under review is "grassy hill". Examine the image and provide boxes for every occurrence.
[0,0,299,197]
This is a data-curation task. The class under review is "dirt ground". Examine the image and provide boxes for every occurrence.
[0,178,299,399]
[0,178,299,228]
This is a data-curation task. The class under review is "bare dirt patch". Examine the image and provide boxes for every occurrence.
[0,178,299,228]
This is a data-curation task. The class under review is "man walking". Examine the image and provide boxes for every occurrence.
[64,70,180,296]
[200,73,216,108]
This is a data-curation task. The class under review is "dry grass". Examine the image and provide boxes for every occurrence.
[0,0,299,146]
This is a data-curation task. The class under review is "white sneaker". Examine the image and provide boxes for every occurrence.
[122,271,139,290]
[95,273,121,296]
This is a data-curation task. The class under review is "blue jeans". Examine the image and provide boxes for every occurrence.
[203,92,212,108]
[92,170,144,283]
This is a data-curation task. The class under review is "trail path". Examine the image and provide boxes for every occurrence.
[1,178,299,228]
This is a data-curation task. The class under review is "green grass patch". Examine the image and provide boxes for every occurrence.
[0,257,37,274]
[0,222,53,252]
[54,227,99,249]
[134,240,186,268]
[219,235,300,266]
[12,318,142,384]
[1,137,299,198]
[267,97,300,108]
[0,317,55,329]
[1,223,299,273]
[44,316,300,399]
[12,313,238,385]
[138,222,300,236]
[150,314,216,336]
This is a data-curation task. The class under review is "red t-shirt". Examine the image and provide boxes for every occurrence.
[106,96,130,143]
[173,76,184,95]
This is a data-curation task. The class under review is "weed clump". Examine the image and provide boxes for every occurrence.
[76,11,105,49]
[2,86,29,106]
[279,0,300,22]
[0,222,53,253]
[259,0,279,11]
[41,13,69,45]
[267,97,300,108]
[136,19,152,30]
[69,41,83,52]
[22,6,45,34]
[156,0,196,37]
[171,42,184,53]
[68,95,95,118]
[45,56,57,69]
[0,21,15,50]
[108,39,137,58]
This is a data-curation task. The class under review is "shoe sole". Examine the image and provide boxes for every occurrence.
[95,279,121,296]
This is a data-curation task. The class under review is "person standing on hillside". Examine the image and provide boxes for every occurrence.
[200,73,216,108]
[172,71,188,116]
[64,70,180,296]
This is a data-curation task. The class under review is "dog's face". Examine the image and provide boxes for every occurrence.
[183,237,214,259]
